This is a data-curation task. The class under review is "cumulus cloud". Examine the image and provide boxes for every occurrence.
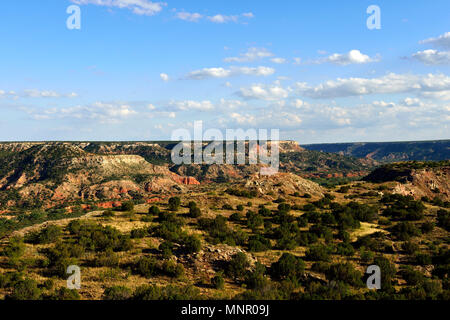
[185,66,275,80]
[160,73,170,81]
[412,49,450,65]
[237,82,290,101]
[307,50,379,65]
[224,48,274,63]
[420,32,450,49]
[71,0,166,16]
[294,73,450,99]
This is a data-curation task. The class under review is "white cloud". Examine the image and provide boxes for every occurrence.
[412,49,450,65]
[175,11,254,24]
[419,90,450,101]
[308,50,379,65]
[271,57,286,64]
[160,73,170,81]
[185,66,275,80]
[237,83,290,101]
[175,12,202,22]
[295,73,450,99]
[293,57,302,65]
[420,32,450,49]
[224,47,274,63]
[167,100,215,111]
[0,89,78,99]
[71,0,166,16]
[24,101,137,123]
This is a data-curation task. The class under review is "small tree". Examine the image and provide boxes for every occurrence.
[168,197,181,212]
[212,274,225,289]
[149,205,160,216]
[121,201,134,212]
[270,253,305,281]
[226,252,250,280]
[189,206,202,218]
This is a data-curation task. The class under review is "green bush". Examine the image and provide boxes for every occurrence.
[168,197,181,211]
[7,279,41,300]
[46,287,80,300]
[181,235,202,254]
[226,252,250,280]
[325,263,364,287]
[103,286,133,300]
[212,274,225,289]
[189,206,202,218]
[270,253,305,281]
[159,241,174,258]
[135,257,158,278]
[149,205,160,216]
[121,201,135,212]
[306,245,331,262]
[4,236,26,264]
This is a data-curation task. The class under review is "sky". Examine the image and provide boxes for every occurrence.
[0,0,449,143]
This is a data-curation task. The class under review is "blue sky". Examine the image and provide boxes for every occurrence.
[0,0,449,143]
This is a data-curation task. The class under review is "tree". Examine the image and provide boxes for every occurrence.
[121,201,134,212]
[270,253,305,281]
[149,205,160,216]
[168,197,181,212]
[189,206,202,218]
[226,252,250,280]
[212,274,225,289]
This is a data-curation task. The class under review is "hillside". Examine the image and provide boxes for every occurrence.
[303,140,450,162]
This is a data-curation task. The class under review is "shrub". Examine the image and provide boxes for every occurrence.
[159,241,174,258]
[161,260,185,278]
[121,201,135,212]
[247,234,271,252]
[102,210,115,217]
[421,222,435,233]
[149,205,160,216]
[4,236,26,263]
[135,257,158,278]
[270,253,305,281]
[373,256,396,290]
[103,286,132,300]
[325,263,364,287]
[130,228,148,239]
[236,205,244,212]
[46,287,80,300]
[7,279,41,300]
[94,249,120,268]
[244,263,269,290]
[226,252,250,280]
[27,225,62,244]
[392,221,421,240]
[246,211,264,230]
[306,245,331,262]
[229,212,243,222]
[212,274,225,289]
[188,206,202,218]
[437,209,450,231]
[402,241,419,255]
[181,235,202,254]
[168,197,181,211]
